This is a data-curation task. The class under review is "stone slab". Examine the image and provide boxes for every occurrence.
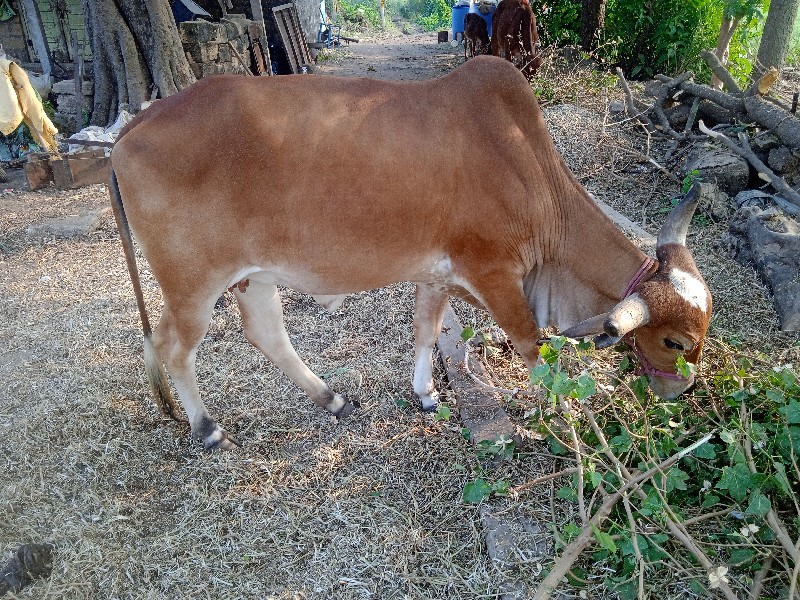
[436,304,518,445]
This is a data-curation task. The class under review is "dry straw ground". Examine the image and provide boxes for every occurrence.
[1,32,799,599]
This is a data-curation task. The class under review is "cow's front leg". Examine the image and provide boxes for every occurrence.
[412,285,449,412]
[467,275,541,370]
[234,281,355,419]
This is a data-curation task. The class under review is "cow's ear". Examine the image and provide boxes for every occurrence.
[561,312,609,340]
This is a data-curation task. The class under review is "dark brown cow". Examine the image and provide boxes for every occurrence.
[491,0,542,78]
[464,13,491,59]
[109,56,711,450]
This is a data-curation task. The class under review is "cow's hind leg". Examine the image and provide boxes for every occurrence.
[234,281,355,418]
[153,301,240,451]
[413,285,448,412]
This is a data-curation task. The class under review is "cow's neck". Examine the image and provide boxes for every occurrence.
[524,182,650,331]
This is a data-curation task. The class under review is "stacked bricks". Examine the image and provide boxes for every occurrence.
[179,16,254,79]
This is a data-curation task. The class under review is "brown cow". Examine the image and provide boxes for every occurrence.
[109,56,711,450]
[491,0,542,78]
[464,13,491,60]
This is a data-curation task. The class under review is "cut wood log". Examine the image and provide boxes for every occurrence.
[698,120,800,212]
[743,94,800,149]
[653,74,744,112]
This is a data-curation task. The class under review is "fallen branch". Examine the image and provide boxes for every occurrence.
[743,93,800,148]
[653,71,694,140]
[616,67,659,135]
[700,49,742,94]
[532,432,723,600]
[509,467,579,496]
[654,74,744,113]
[614,146,681,183]
[743,405,800,598]
[698,120,800,212]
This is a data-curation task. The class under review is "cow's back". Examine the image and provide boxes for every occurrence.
[112,57,568,293]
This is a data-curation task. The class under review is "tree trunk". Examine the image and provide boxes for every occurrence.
[753,0,800,81]
[580,0,607,52]
[710,16,739,90]
[82,0,196,127]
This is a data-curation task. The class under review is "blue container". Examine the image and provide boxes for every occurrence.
[469,3,495,37]
[451,5,469,38]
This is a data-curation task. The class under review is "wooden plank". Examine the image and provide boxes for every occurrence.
[272,2,313,74]
[18,0,52,75]
[247,23,267,75]
[436,304,519,446]
[66,155,111,188]
[24,156,54,191]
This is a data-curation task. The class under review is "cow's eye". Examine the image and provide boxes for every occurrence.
[664,338,685,351]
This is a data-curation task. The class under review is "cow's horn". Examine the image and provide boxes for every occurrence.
[561,313,609,340]
[657,183,700,248]
[603,294,650,338]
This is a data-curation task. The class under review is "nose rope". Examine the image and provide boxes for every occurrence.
[622,257,656,299]
[622,257,690,382]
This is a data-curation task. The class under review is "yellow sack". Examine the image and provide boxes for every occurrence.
[0,58,23,135]
[0,58,58,152]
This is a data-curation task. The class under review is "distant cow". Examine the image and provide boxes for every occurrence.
[464,13,491,60]
[109,56,711,451]
[491,0,542,78]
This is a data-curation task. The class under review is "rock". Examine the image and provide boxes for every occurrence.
[733,189,772,209]
[696,182,732,222]
[26,208,109,239]
[768,146,800,185]
[51,78,93,96]
[685,144,749,197]
[480,505,549,600]
[0,543,54,595]
[750,131,782,155]
[723,206,800,331]
[608,100,625,113]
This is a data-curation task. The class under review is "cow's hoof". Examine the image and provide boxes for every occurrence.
[416,392,439,413]
[333,400,357,419]
[197,418,240,451]
[327,392,357,419]
[204,430,240,451]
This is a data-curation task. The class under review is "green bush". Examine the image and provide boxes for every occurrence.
[530,0,582,47]
[337,0,383,27]
[416,0,451,31]
[516,336,800,597]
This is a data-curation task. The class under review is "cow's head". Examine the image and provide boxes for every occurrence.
[564,186,712,398]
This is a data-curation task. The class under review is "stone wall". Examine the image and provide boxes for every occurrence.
[52,79,92,135]
[180,16,255,79]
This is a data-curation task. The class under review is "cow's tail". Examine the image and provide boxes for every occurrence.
[108,168,180,421]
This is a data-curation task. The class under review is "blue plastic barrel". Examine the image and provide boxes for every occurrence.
[469,3,495,37]
[451,5,469,39]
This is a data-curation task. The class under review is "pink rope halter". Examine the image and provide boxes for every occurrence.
[621,257,689,382]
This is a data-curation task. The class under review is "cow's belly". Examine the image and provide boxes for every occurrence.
[226,254,476,305]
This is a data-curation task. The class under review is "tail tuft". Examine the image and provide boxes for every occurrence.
[143,335,181,421]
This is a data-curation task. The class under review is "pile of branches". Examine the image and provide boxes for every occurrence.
[617,51,800,216]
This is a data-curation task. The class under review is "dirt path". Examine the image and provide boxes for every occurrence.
[315,30,463,80]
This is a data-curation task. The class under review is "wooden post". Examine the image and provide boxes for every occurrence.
[72,32,84,131]
[18,0,52,76]
[249,0,265,23]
